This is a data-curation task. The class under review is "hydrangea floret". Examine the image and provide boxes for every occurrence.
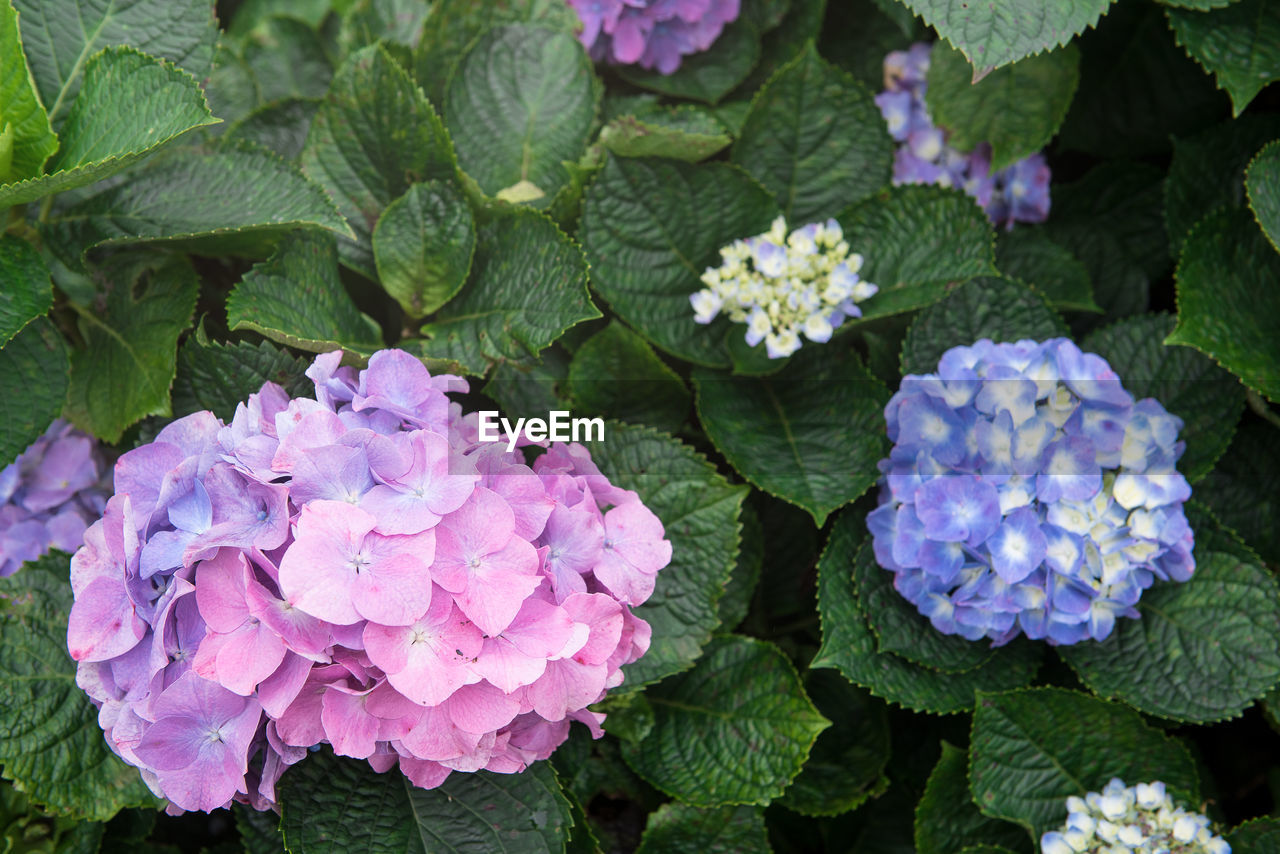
[1,419,107,577]
[689,216,878,359]
[66,349,671,813]
[866,338,1195,645]
[1042,778,1230,854]
[566,0,740,74]
[874,43,1051,229]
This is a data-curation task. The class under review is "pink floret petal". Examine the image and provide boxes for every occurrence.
[67,348,672,812]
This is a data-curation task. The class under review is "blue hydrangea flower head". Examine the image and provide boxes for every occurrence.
[566,0,740,74]
[690,216,878,358]
[867,339,1195,645]
[875,43,1052,230]
[1041,778,1230,853]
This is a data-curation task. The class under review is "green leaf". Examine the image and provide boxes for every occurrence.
[925,42,1080,171]
[579,155,779,368]
[587,424,747,689]
[224,97,320,161]
[915,742,1031,854]
[445,24,599,208]
[732,43,892,222]
[227,231,383,356]
[14,0,217,126]
[0,553,159,819]
[616,18,761,104]
[1168,0,1280,115]
[1247,139,1280,256]
[693,345,888,526]
[235,802,283,854]
[995,230,1099,313]
[171,326,312,422]
[1196,418,1280,566]
[567,322,689,435]
[600,109,732,163]
[736,0,828,95]
[203,42,260,128]
[279,750,573,853]
[1082,313,1245,482]
[372,180,475,319]
[621,635,829,806]
[45,142,353,267]
[0,234,52,347]
[0,0,56,182]
[838,185,997,322]
[1168,208,1280,402]
[301,44,457,277]
[635,803,770,854]
[337,0,430,53]
[241,16,333,103]
[718,504,762,632]
[411,209,597,376]
[899,0,1111,74]
[778,670,891,817]
[969,687,1199,839]
[900,275,1067,376]
[811,514,1041,715]
[65,254,198,442]
[0,318,67,466]
[1165,115,1280,254]
[0,46,219,208]
[1228,817,1280,853]
[227,0,332,38]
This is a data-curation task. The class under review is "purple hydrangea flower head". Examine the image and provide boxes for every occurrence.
[876,43,1052,229]
[868,339,1194,646]
[0,419,109,576]
[68,349,671,812]
[566,0,740,73]
[1041,778,1230,854]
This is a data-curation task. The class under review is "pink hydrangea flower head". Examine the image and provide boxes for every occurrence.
[567,0,740,74]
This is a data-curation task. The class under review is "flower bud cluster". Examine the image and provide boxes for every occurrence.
[690,216,878,359]
[1042,779,1230,854]
[566,0,740,74]
[874,43,1051,230]
[67,349,670,813]
[1,420,107,577]
[867,338,1195,645]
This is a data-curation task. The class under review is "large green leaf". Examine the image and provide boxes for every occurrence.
[1247,139,1280,255]
[0,0,56,183]
[278,750,573,853]
[615,18,761,104]
[621,635,829,807]
[1168,0,1280,115]
[635,803,770,854]
[693,345,888,526]
[1168,208,1280,402]
[45,142,352,267]
[1228,817,1280,852]
[64,253,198,442]
[579,155,779,368]
[914,742,1031,854]
[926,42,1080,171]
[0,234,51,347]
[567,322,689,435]
[899,0,1112,75]
[171,326,312,422]
[0,553,159,819]
[227,231,383,356]
[599,106,732,163]
[1196,418,1280,566]
[587,424,747,690]
[14,0,217,125]
[372,180,475,319]
[411,210,597,376]
[241,16,333,103]
[0,47,218,208]
[224,98,319,162]
[811,513,1041,715]
[737,0,829,94]
[900,275,1067,376]
[335,0,430,54]
[301,44,457,277]
[0,318,67,467]
[1082,313,1245,482]
[837,185,997,321]
[969,688,1199,839]
[994,229,1099,313]
[444,24,599,207]
[731,43,892,222]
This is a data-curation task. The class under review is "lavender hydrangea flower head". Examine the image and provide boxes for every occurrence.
[0,419,107,576]
[690,216,878,358]
[866,339,1195,646]
[566,0,740,74]
[1041,778,1230,854]
[67,349,671,813]
[875,43,1052,230]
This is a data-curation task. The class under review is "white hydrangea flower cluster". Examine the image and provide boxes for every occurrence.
[1042,779,1230,854]
[689,216,878,359]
